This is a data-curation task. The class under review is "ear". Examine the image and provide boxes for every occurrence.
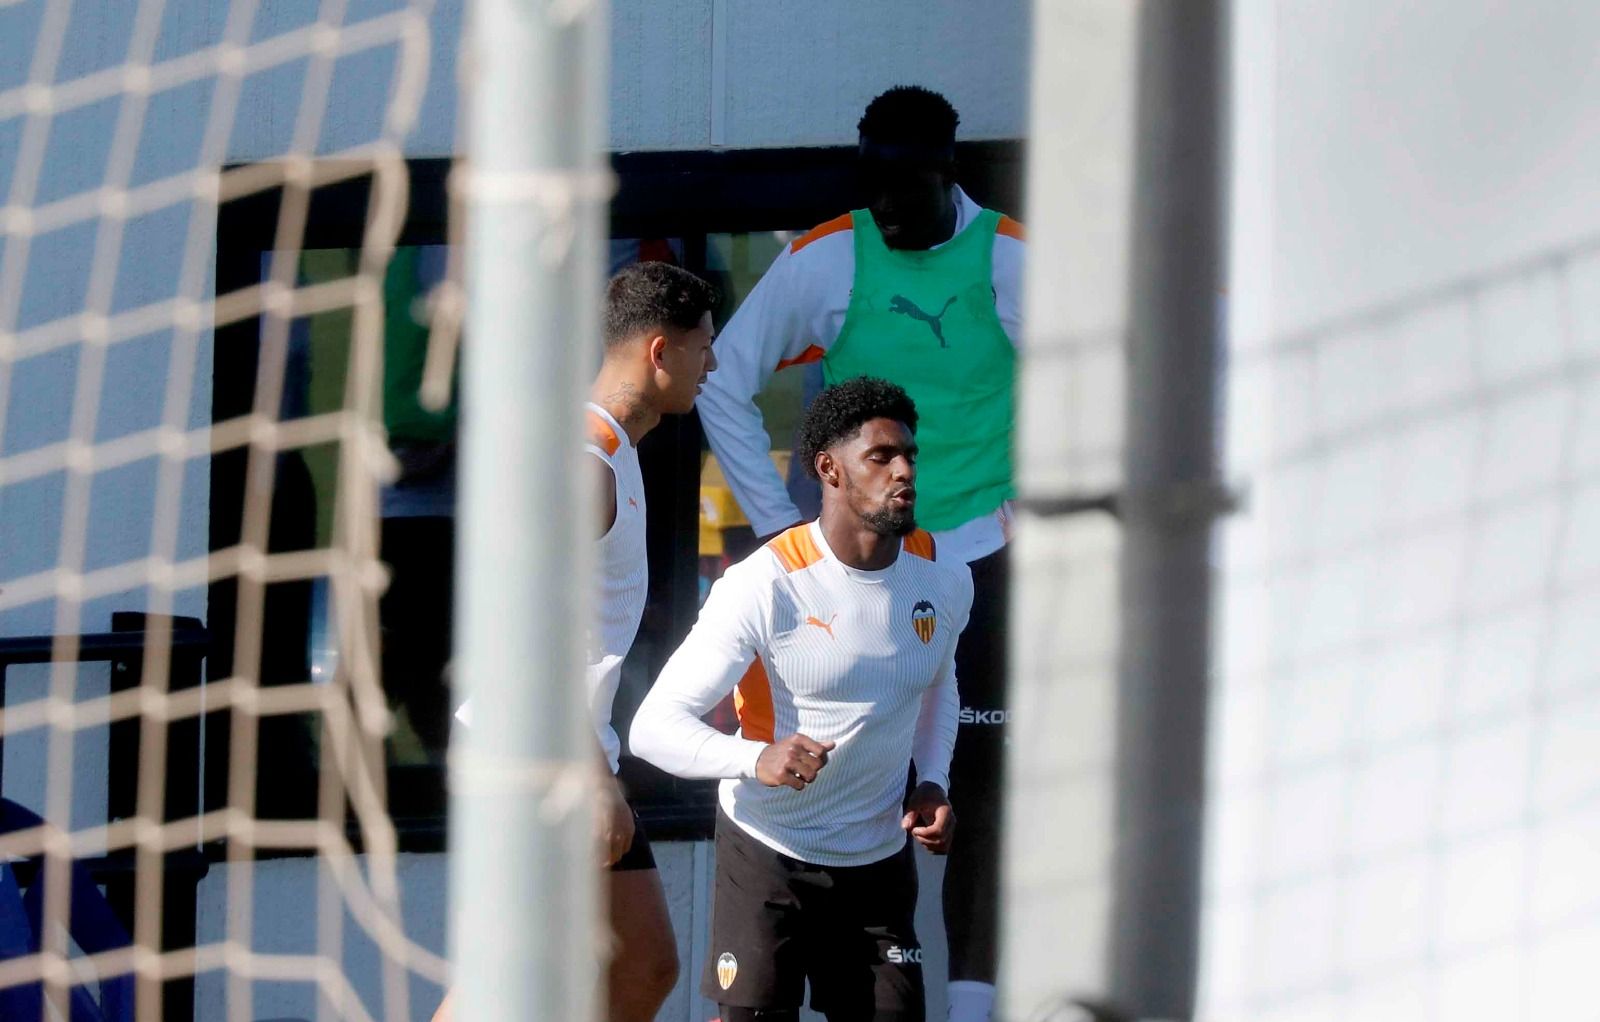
[815,451,839,487]
[647,333,670,371]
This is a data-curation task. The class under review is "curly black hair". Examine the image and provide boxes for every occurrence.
[603,262,719,349]
[857,85,960,148]
[796,376,919,480]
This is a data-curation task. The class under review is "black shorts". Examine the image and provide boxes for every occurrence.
[609,809,656,872]
[702,812,923,1015]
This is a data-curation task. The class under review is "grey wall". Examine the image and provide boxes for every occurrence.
[190,0,1032,160]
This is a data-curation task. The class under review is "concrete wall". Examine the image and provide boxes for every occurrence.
[1204,2,1600,1020]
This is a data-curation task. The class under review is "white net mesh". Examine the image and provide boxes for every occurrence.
[0,1,450,1019]
[1204,238,1600,1020]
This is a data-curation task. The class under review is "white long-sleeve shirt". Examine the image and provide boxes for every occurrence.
[631,522,972,866]
[696,186,1025,564]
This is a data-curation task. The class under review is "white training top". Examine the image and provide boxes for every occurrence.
[631,522,972,866]
[695,185,1025,564]
[584,403,650,774]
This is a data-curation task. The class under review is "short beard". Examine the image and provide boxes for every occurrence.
[862,505,917,537]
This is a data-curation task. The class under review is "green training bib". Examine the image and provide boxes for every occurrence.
[823,208,1015,532]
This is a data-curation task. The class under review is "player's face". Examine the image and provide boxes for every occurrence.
[835,417,918,537]
[860,156,954,251]
[655,311,717,414]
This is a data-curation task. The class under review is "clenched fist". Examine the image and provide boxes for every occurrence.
[901,781,955,854]
[755,734,836,791]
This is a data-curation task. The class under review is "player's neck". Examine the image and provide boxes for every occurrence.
[817,514,901,572]
[589,370,659,446]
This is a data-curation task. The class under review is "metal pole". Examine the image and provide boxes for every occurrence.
[452,0,609,1018]
[1111,1,1228,1017]
[1001,1,1142,1018]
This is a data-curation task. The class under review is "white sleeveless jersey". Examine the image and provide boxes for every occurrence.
[584,403,649,773]
[631,522,973,866]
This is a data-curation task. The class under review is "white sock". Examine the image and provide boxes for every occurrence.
[947,980,996,1022]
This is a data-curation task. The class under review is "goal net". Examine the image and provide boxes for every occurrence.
[1199,4,1600,1017]
[0,1,451,1019]
[1203,232,1600,1022]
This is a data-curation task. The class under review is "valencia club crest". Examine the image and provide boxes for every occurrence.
[717,952,738,990]
[911,600,936,644]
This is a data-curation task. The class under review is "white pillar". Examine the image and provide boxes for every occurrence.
[452,0,610,1018]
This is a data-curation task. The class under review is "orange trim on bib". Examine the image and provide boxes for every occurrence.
[734,657,776,743]
[996,215,1027,242]
[767,524,825,573]
[790,213,853,254]
[586,410,621,456]
[902,530,936,561]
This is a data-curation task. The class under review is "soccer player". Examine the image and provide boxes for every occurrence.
[695,85,1022,1022]
[435,261,719,1022]
[632,377,972,1022]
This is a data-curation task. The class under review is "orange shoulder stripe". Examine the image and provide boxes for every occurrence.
[775,344,826,371]
[734,657,775,743]
[790,213,853,254]
[585,410,621,457]
[996,215,1026,242]
[767,524,824,573]
[903,529,936,561]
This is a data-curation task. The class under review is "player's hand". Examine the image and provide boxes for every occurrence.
[902,782,956,854]
[755,734,836,791]
[595,774,635,867]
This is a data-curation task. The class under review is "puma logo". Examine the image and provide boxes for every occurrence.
[627,497,639,510]
[804,613,837,639]
[888,294,958,348]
